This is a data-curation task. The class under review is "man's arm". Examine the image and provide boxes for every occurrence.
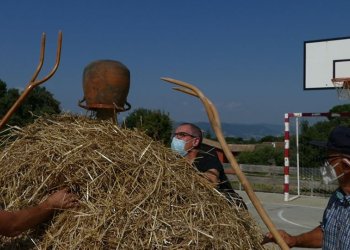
[0,188,78,237]
[262,226,323,248]
[204,168,220,184]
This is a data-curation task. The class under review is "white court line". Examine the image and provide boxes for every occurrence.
[245,200,324,210]
[280,203,325,210]
[277,210,313,229]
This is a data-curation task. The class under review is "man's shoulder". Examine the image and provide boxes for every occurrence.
[195,150,223,170]
[325,188,344,209]
[197,150,219,160]
[196,151,221,163]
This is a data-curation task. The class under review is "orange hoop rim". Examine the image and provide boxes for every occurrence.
[332,77,350,83]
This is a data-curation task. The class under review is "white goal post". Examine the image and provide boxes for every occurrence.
[284,112,350,201]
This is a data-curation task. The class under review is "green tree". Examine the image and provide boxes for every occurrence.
[124,108,173,145]
[237,145,284,166]
[329,103,350,113]
[259,135,284,143]
[298,121,342,168]
[328,104,350,125]
[225,136,245,144]
[0,79,61,127]
[224,136,259,144]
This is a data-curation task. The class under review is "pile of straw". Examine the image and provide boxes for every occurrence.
[0,114,264,249]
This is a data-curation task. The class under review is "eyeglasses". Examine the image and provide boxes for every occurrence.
[173,132,196,139]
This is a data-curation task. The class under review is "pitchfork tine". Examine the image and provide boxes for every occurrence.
[29,32,46,83]
[32,31,62,86]
[0,31,62,130]
[162,77,289,250]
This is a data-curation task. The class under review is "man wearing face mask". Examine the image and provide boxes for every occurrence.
[263,126,350,249]
[171,123,247,210]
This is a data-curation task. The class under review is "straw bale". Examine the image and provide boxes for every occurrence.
[0,114,265,249]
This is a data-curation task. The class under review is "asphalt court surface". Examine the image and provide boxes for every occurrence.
[236,191,329,250]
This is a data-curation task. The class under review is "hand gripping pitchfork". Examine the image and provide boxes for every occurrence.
[161,77,289,250]
[0,31,62,130]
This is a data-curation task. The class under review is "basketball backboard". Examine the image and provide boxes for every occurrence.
[304,36,350,89]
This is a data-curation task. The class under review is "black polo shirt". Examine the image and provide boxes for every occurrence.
[193,150,247,209]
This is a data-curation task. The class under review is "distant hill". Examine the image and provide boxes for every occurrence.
[175,122,284,139]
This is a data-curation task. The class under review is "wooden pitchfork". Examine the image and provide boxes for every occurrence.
[161,77,289,250]
[0,31,62,130]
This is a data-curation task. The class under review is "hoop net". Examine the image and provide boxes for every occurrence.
[332,78,350,100]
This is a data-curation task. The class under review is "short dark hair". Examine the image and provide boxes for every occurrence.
[178,123,203,146]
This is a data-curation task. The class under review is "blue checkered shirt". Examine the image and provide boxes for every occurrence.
[321,188,350,249]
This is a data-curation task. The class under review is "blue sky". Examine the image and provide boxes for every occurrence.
[1,1,350,125]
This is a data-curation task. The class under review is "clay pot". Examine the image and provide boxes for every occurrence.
[79,60,131,112]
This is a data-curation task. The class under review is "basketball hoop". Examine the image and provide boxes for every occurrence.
[332,78,350,100]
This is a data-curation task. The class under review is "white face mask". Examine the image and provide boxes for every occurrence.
[320,161,344,185]
[171,137,195,157]
[171,137,187,156]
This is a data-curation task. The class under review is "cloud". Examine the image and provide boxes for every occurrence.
[217,101,242,110]
[181,101,189,106]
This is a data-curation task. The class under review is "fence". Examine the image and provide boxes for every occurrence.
[224,163,337,198]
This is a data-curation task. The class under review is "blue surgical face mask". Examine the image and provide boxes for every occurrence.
[171,137,188,156]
